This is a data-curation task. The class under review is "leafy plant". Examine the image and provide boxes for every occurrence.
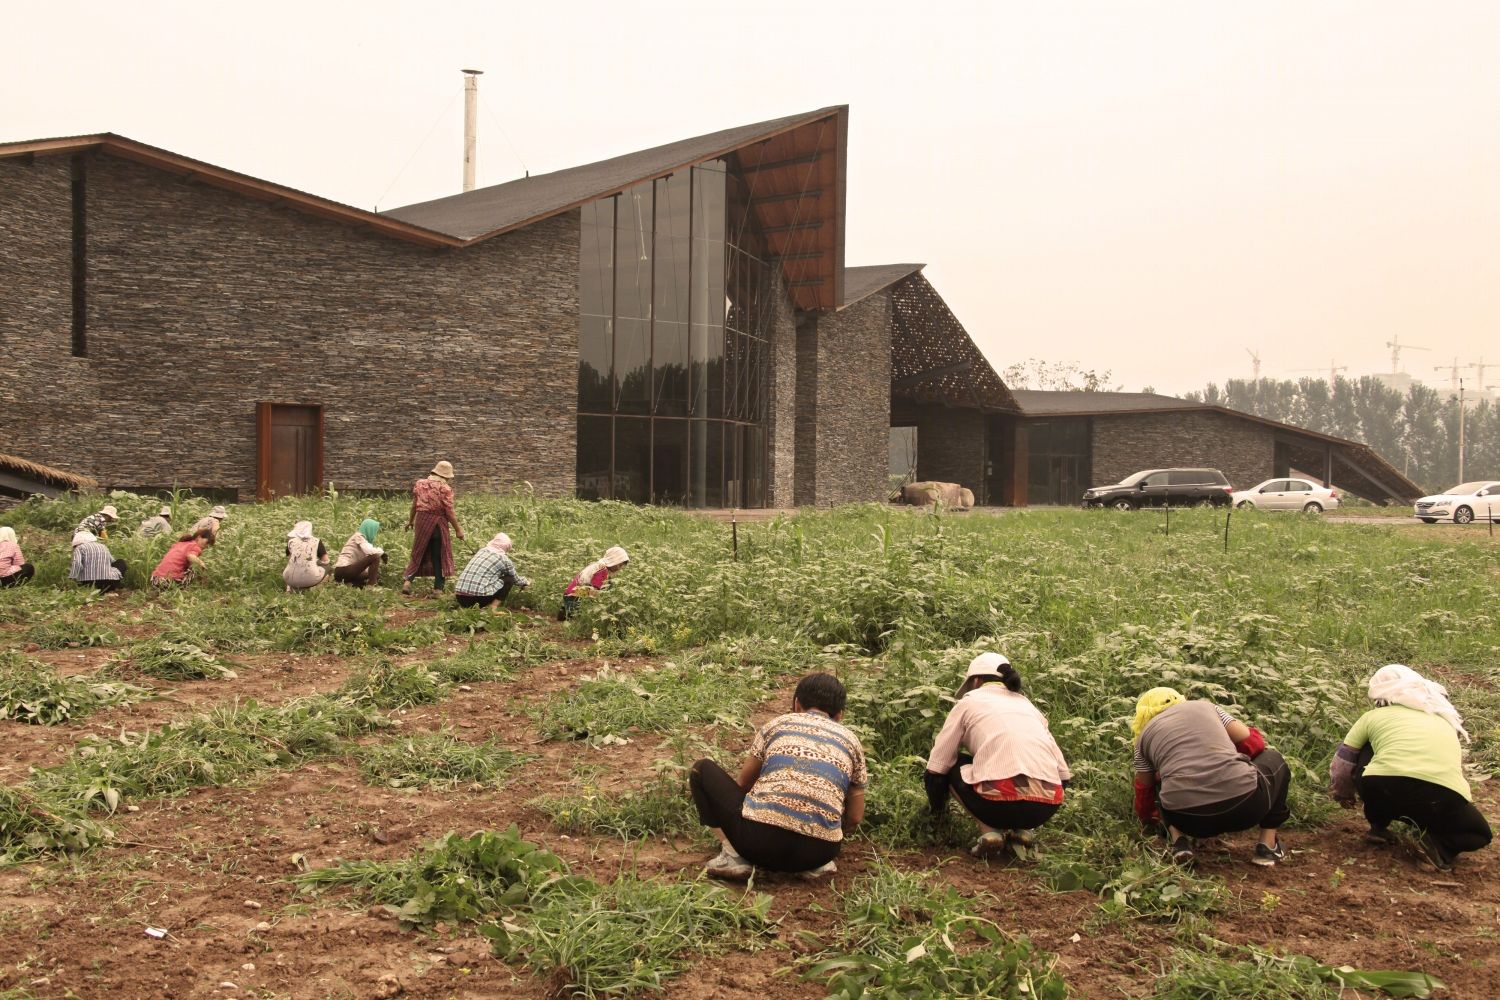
[295,825,566,928]
[0,784,113,862]
[0,652,148,725]
[358,733,531,789]
[108,636,242,680]
[340,660,447,709]
[531,769,704,841]
[534,661,768,744]
[484,875,776,999]
[1154,945,1446,999]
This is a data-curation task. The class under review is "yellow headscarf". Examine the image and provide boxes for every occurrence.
[1131,687,1185,739]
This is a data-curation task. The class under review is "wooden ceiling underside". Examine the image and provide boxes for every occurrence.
[730,116,842,312]
[889,274,1020,412]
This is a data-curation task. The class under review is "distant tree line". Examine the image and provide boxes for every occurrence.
[1182,376,1498,494]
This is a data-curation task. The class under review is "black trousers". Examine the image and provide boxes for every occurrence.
[334,553,381,588]
[455,582,513,608]
[1360,774,1492,859]
[947,755,1062,831]
[1161,748,1290,838]
[0,564,34,587]
[84,559,128,594]
[688,759,841,872]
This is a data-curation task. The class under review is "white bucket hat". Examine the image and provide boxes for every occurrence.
[99,505,119,520]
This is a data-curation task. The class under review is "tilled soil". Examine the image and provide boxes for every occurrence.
[0,625,1495,999]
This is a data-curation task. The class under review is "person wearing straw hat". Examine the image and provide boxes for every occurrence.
[454,533,530,611]
[0,527,34,587]
[402,461,465,596]
[1329,664,1492,872]
[558,546,629,620]
[1131,687,1290,866]
[68,530,126,593]
[333,519,386,589]
[924,653,1072,858]
[75,505,119,540]
[139,505,174,538]
[190,505,230,540]
[282,521,330,591]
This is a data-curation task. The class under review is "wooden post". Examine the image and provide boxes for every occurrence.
[732,509,738,561]
[1164,501,1170,537]
[1224,505,1232,553]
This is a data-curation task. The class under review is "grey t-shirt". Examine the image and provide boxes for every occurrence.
[1136,700,1257,812]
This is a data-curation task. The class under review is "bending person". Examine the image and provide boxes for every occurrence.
[283,521,330,591]
[1330,664,1491,872]
[558,546,629,620]
[402,461,463,595]
[69,531,126,593]
[689,672,867,881]
[924,653,1071,857]
[334,519,386,588]
[75,505,119,540]
[151,527,213,588]
[0,527,34,587]
[454,533,530,611]
[1131,687,1289,866]
[139,505,173,538]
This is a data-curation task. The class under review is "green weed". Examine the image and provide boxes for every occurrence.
[534,660,771,744]
[358,733,532,789]
[531,769,704,841]
[0,784,113,862]
[0,652,149,725]
[1153,945,1445,999]
[340,660,447,709]
[107,635,242,680]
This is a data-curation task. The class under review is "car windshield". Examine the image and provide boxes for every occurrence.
[1446,482,1496,495]
[1118,471,1155,486]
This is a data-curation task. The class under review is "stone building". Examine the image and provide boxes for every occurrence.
[1,108,1419,506]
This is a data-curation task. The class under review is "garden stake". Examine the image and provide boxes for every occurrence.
[1164,502,1170,536]
[1224,505,1232,553]
[732,509,738,561]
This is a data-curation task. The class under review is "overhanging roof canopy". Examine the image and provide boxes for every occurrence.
[882,269,1020,413]
[384,106,849,311]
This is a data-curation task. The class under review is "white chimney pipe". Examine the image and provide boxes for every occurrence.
[462,69,483,192]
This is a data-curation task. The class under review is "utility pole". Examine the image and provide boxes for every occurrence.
[462,69,483,192]
[1459,379,1466,483]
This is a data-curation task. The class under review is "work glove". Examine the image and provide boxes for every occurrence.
[923,770,951,815]
[1133,778,1159,825]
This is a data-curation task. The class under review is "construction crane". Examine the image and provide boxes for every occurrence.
[1386,335,1431,373]
[1464,357,1489,389]
[1289,360,1349,383]
[1435,357,1464,397]
[1245,348,1262,381]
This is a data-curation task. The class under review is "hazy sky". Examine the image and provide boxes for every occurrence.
[7,2,1497,396]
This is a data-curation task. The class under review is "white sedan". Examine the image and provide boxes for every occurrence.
[1232,478,1340,513]
[1413,482,1500,524]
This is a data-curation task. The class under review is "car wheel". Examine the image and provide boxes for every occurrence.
[1236,500,1254,509]
[1419,517,1437,523]
[1455,505,1474,524]
[1303,502,1322,514]
[1110,499,1136,512]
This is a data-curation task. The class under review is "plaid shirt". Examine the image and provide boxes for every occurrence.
[453,548,528,596]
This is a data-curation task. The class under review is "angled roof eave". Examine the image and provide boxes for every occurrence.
[840,263,925,309]
[0,133,462,249]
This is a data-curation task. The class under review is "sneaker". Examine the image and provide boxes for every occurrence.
[1366,825,1398,846]
[705,848,753,881]
[1252,839,1287,866]
[1418,833,1453,872]
[1170,835,1195,864]
[1006,829,1035,849]
[971,831,1008,858]
[795,860,837,881]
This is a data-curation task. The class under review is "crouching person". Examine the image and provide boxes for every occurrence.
[454,533,529,611]
[1131,687,1290,866]
[924,653,1071,858]
[1330,664,1491,872]
[689,672,866,882]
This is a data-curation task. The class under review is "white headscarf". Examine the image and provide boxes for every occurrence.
[602,545,630,568]
[0,527,15,545]
[287,521,314,540]
[486,532,513,555]
[1368,664,1470,743]
[71,530,96,548]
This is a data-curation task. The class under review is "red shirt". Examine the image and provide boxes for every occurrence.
[564,567,610,596]
[153,540,202,581]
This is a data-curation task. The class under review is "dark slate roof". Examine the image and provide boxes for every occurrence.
[1012,390,1201,415]
[382,106,844,242]
[840,263,924,308]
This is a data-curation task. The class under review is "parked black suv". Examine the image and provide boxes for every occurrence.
[1082,469,1234,510]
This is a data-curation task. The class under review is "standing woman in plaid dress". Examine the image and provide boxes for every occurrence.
[402,461,465,595]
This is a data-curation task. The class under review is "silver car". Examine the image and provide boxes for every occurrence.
[1231,478,1340,513]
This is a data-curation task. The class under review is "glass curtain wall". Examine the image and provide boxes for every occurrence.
[577,158,771,506]
[1026,419,1092,505]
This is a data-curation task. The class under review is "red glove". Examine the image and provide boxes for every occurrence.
[1133,777,1159,824]
[1234,727,1266,759]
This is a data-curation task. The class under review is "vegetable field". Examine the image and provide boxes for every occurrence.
[0,490,1496,999]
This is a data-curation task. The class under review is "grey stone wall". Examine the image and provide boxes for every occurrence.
[2,152,579,498]
[764,273,797,507]
[1,156,100,473]
[917,406,986,499]
[799,291,892,507]
[1091,410,1274,493]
